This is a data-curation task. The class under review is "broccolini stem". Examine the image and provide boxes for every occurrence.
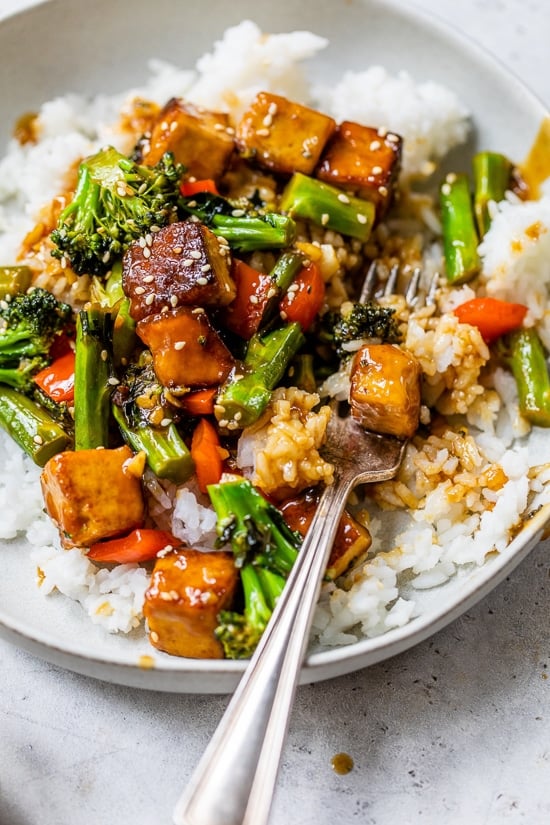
[74,308,114,449]
[473,152,512,237]
[207,477,301,572]
[279,172,375,241]
[0,385,70,466]
[112,403,194,483]
[505,328,550,426]
[440,172,480,284]
[0,266,32,299]
[257,250,306,331]
[215,322,305,428]
[210,212,297,252]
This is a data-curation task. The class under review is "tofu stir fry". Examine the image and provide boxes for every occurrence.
[0,85,539,660]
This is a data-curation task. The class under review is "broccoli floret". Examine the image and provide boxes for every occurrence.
[323,301,402,357]
[0,287,73,392]
[51,146,183,278]
[112,352,193,483]
[208,477,302,659]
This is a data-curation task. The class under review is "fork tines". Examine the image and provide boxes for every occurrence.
[359,260,437,308]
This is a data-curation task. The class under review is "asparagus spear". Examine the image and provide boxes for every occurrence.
[504,328,550,427]
[279,172,375,241]
[215,322,305,428]
[74,307,114,450]
[440,172,480,284]
[473,151,512,237]
[0,386,70,466]
[112,403,194,484]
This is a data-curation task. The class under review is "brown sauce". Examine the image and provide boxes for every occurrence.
[331,752,354,775]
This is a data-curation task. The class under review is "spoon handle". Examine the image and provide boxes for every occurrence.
[172,472,353,825]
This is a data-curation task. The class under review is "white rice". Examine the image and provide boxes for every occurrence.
[1,22,549,652]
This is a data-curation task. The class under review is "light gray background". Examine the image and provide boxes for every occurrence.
[1,1,549,824]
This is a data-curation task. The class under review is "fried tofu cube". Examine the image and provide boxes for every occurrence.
[279,488,371,581]
[143,548,239,658]
[350,343,422,438]
[236,92,336,176]
[316,122,402,216]
[137,307,235,391]
[141,98,235,181]
[123,221,236,322]
[40,446,145,548]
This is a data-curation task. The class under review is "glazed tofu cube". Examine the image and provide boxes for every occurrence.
[123,221,236,322]
[141,98,235,181]
[350,343,422,438]
[143,548,239,658]
[40,446,145,548]
[279,488,371,580]
[236,92,336,176]
[316,122,402,217]
[137,307,235,391]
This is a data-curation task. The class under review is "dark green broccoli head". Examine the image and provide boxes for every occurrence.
[113,351,166,429]
[51,146,184,278]
[324,301,402,357]
[215,610,265,660]
[0,287,72,360]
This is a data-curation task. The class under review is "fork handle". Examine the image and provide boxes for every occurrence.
[172,470,355,825]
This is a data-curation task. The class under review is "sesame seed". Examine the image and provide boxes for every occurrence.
[446,172,457,184]
[145,293,155,305]
[60,256,67,269]
[357,214,368,225]
[441,182,452,196]
[191,307,205,315]
[159,592,173,601]
[227,421,239,431]
[170,590,180,601]
[214,405,226,415]
[249,295,259,305]
[321,213,330,226]
[135,286,146,295]
[201,263,211,272]
[377,126,388,137]
[161,305,169,313]
[369,140,382,151]
[218,419,229,428]
[143,247,151,259]
[267,288,277,299]
[160,121,169,131]
[102,251,111,263]
[268,102,278,115]
[280,310,288,320]
[231,209,245,217]
[189,215,200,223]
[170,295,179,307]
[33,434,43,445]
[174,341,186,350]
[160,418,172,427]
[150,631,159,643]
[190,250,202,259]
[172,246,183,254]
[107,377,120,386]
[150,225,161,233]
[256,127,270,137]
[183,258,194,266]
[197,277,208,285]
[378,185,388,196]
[143,275,154,283]
[372,165,383,175]
[386,132,400,143]
[214,122,225,131]
[225,126,235,136]
[337,193,351,204]
[234,411,242,421]
[100,349,108,361]
[262,114,273,127]
[187,200,197,208]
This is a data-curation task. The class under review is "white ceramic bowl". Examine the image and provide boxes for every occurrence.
[0,0,548,693]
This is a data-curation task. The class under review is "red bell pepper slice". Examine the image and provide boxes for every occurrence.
[87,528,179,564]
[279,261,325,331]
[453,296,528,344]
[179,387,217,416]
[33,350,75,402]
[180,179,219,197]
[223,258,275,339]
[191,417,227,493]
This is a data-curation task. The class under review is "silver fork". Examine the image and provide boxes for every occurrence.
[172,263,421,825]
